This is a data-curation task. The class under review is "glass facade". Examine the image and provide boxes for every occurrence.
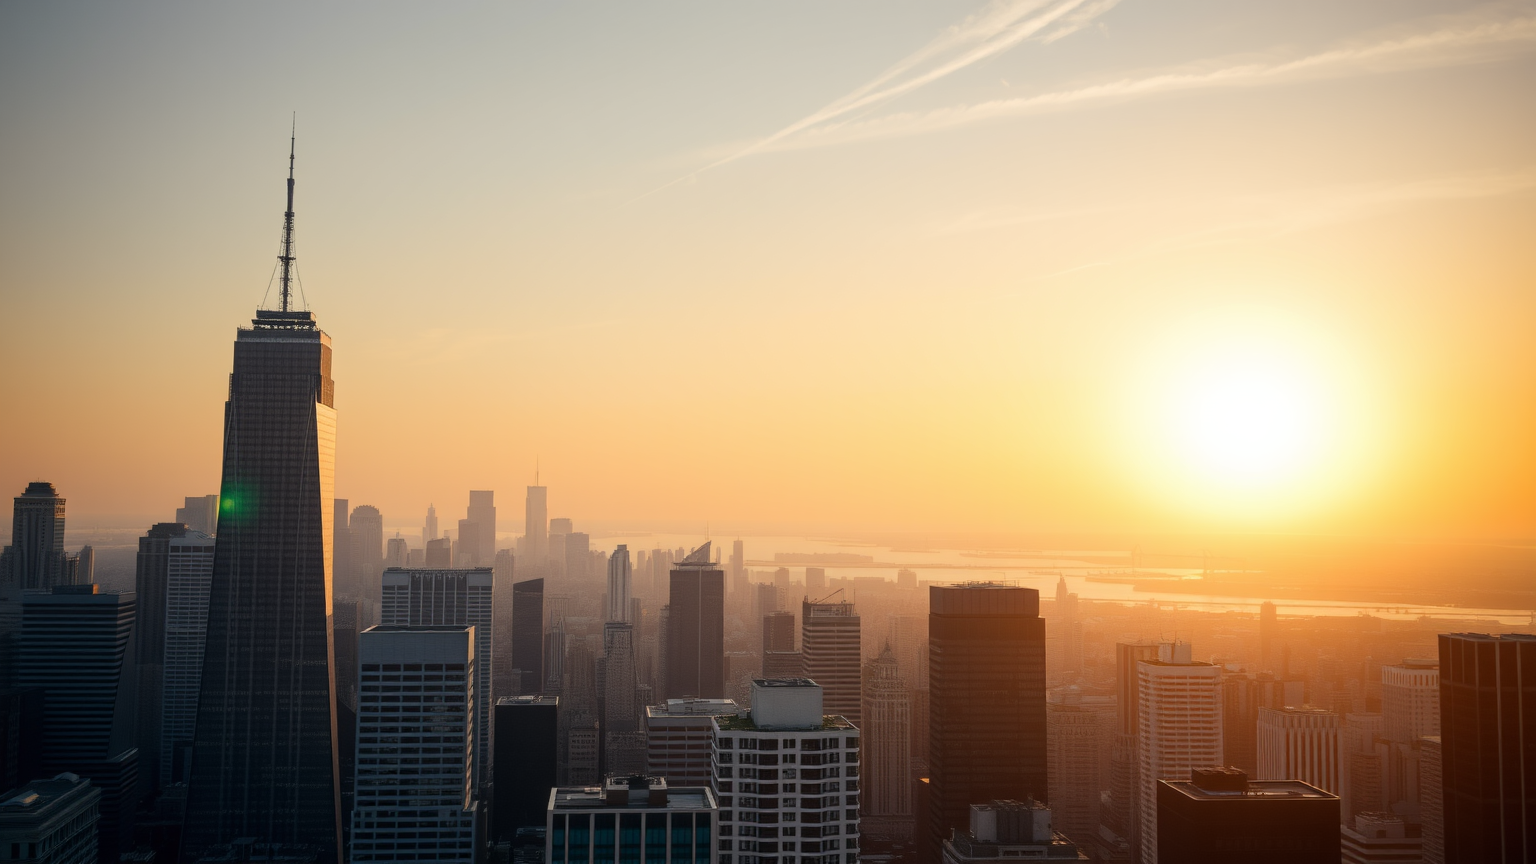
[551,811,714,864]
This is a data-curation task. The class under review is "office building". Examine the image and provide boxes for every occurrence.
[6,482,67,590]
[1045,689,1114,846]
[604,622,643,774]
[456,520,481,568]
[763,652,803,679]
[728,540,745,595]
[940,799,1085,863]
[1343,712,1387,820]
[568,715,602,787]
[1437,632,1535,863]
[514,578,546,695]
[762,611,795,656]
[467,490,496,567]
[426,538,453,569]
[1259,601,1278,672]
[645,698,738,787]
[175,494,219,536]
[351,505,384,600]
[567,532,592,581]
[133,523,216,792]
[18,586,138,862]
[1420,736,1443,864]
[1099,640,1157,856]
[384,536,408,569]
[665,544,724,700]
[860,646,911,817]
[525,483,548,569]
[351,626,478,863]
[802,598,861,725]
[1136,642,1222,864]
[182,149,343,860]
[493,549,518,701]
[493,695,559,841]
[1257,706,1344,795]
[1156,768,1339,863]
[608,546,632,623]
[1340,812,1423,863]
[0,773,101,864]
[711,678,860,864]
[547,776,718,864]
[380,567,495,787]
[333,499,354,599]
[805,568,826,597]
[928,584,1046,864]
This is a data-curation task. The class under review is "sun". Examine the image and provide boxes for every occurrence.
[1173,352,1324,487]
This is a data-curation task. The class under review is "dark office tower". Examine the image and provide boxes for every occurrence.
[928,584,1046,864]
[1438,632,1536,863]
[803,597,861,724]
[566,531,591,581]
[6,482,67,589]
[182,137,342,863]
[763,610,795,654]
[351,504,384,601]
[177,494,220,536]
[19,585,139,861]
[513,578,546,695]
[1157,767,1339,864]
[664,543,725,700]
[525,482,548,569]
[467,490,496,566]
[0,687,45,793]
[1259,601,1277,672]
[492,695,559,840]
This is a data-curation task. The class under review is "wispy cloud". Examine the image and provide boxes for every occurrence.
[632,0,1119,201]
[768,14,1536,152]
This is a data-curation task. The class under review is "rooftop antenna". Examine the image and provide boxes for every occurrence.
[278,114,297,313]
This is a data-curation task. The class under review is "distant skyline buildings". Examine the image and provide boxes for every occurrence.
[4,482,68,590]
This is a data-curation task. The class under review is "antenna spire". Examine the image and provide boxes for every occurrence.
[278,115,297,312]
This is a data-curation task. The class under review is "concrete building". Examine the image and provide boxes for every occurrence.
[546,776,718,864]
[1340,812,1424,863]
[940,799,1086,863]
[1045,688,1114,847]
[0,773,101,864]
[351,626,478,863]
[380,567,495,787]
[493,695,559,841]
[665,544,724,700]
[1381,660,1439,743]
[1256,706,1344,795]
[645,698,738,787]
[860,646,911,818]
[1136,642,1223,864]
[762,611,795,657]
[1156,768,1339,864]
[711,679,860,864]
[801,599,861,726]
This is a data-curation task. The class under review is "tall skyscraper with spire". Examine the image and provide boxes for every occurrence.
[182,133,343,861]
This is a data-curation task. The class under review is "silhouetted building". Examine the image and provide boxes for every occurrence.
[546,776,718,864]
[176,494,219,537]
[664,544,724,700]
[1156,768,1339,864]
[1259,601,1277,673]
[182,144,343,861]
[0,688,44,794]
[567,532,591,581]
[423,504,439,545]
[19,586,138,862]
[644,698,737,787]
[1437,632,1535,863]
[0,772,101,862]
[6,482,67,590]
[604,622,643,774]
[525,484,548,569]
[467,490,496,567]
[513,579,546,695]
[928,584,1046,864]
[862,646,912,817]
[493,549,518,702]
[332,499,354,599]
[940,799,1085,863]
[494,695,558,841]
[806,567,826,596]
[1137,642,1222,864]
[761,611,794,657]
[352,626,478,862]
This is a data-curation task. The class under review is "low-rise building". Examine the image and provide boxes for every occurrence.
[0,774,100,864]
[546,776,718,864]
[940,799,1087,863]
[1340,812,1423,864]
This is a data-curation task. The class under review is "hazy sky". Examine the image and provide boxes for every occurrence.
[2,1,1532,538]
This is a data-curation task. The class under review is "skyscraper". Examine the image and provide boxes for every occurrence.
[380,567,495,787]
[493,694,559,840]
[603,621,644,774]
[6,482,67,590]
[1046,688,1114,846]
[182,136,343,861]
[608,545,632,623]
[566,531,591,581]
[525,482,548,569]
[176,494,220,536]
[762,610,795,654]
[1437,632,1535,863]
[664,543,724,700]
[513,578,545,695]
[424,503,439,545]
[1103,641,1158,858]
[928,584,1047,864]
[333,499,354,599]
[1259,601,1278,672]
[861,645,912,818]
[467,490,496,566]
[802,596,861,725]
[1136,642,1223,864]
[1256,706,1343,795]
[351,504,384,603]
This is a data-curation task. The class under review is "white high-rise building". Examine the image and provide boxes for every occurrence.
[1382,660,1439,742]
[712,679,860,864]
[380,568,494,787]
[352,625,478,862]
[160,530,216,786]
[1256,706,1344,795]
[1136,642,1222,864]
[608,545,632,623]
[860,646,911,817]
[802,599,861,725]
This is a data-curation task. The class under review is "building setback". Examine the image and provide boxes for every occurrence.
[860,646,911,818]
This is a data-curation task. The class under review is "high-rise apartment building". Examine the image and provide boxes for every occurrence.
[608,546,632,623]
[1136,641,1222,864]
[525,483,548,568]
[1156,768,1339,864]
[802,598,861,725]
[467,490,496,567]
[493,694,559,841]
[928,584,1046,864]
[665,544,725,700]
[1046,688,1114,846]
[6,482,67,590]
[1256,706,1343,795]
[19,586,138,862]
[711,678,860,864]
[380,567,495,787]
[547,776,719,864]
[513,578,546,695]
[351,625,478,862]
[860,646,911,818]
[183,146,343,860]
[1437,632,1535,863]
[645,698,738,787]
[175,494,220,536]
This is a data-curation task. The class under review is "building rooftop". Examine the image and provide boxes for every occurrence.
[752,677,818,689]
[1161,767,1336,801]
[713,713,855,732]
[498,695,560,707]
[647,698,738,718]
[0,773,98,815]
[549,776,717,812]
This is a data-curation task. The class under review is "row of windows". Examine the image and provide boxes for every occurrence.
[718,809,858,824]
[716,737,854,751]
[362,664,466,672]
